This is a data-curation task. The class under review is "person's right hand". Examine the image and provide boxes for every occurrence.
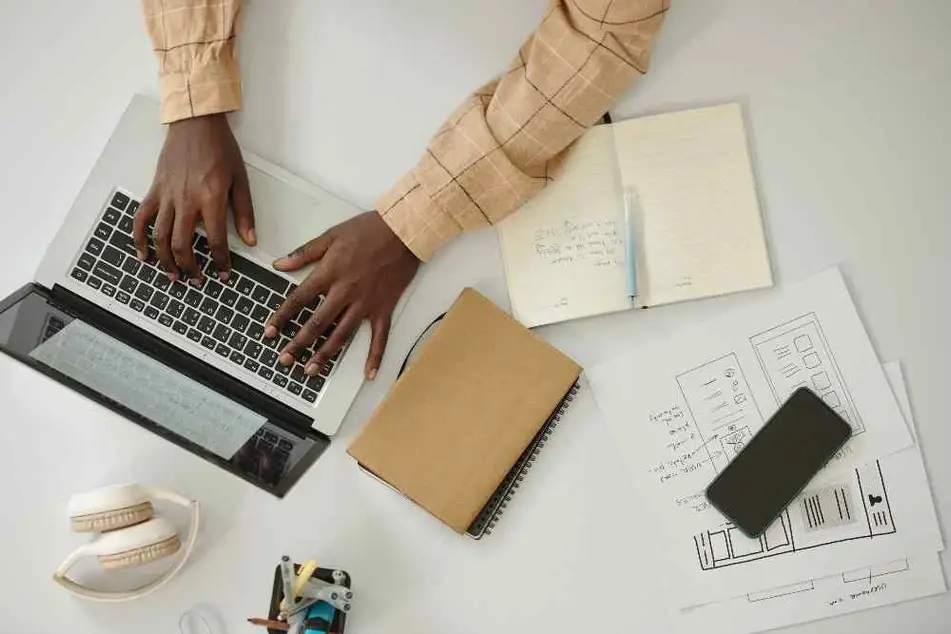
[134,113,256,283]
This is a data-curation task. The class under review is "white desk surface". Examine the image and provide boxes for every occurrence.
[1,0,948,631]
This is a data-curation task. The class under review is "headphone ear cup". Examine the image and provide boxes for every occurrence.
[71,501,154,533]
[97,534,182,570]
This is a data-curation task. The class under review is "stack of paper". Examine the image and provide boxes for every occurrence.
[587,268,945,632]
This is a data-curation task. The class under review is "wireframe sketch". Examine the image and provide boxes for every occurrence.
[750,312,863,433]
[676,353,766,472]
[694,461,895,571]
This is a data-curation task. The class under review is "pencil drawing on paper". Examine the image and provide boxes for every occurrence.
[749,312,863,433]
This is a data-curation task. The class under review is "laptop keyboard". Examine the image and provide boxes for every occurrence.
[69,189,342,405]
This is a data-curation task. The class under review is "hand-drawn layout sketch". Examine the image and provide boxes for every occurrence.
[694,461,895,571]
[751,312,863,432]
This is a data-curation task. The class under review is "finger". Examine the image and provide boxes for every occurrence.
[153,203,179,281]
[280,295,340,366]
[266,271,327,338]
[272,232,333,272]
[203,195,232,280]
[364,315,392,380]
[276,289,338,366]
[231,164,257,246]
[171,207,202,282]
[308,308,360,376]
[133,191,159,260]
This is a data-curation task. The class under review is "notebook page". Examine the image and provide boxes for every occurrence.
[497,126,631,328]
[612,103,773,306]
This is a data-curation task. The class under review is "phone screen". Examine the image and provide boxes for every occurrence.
[705,388,852,537]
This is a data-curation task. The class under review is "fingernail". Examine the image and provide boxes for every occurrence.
[189,277,202,287]
[279,353,294,366]
[136,249,146,260]
[305,364,318,376]
[273,256,288,269]
[367,368,378,381]
[265,325,277,338]
[218,271,229,281]
[247,228,258,246]
[167,271,178,282]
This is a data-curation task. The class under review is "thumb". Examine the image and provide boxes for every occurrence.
[273,232,334,271]
[231,166,256,246]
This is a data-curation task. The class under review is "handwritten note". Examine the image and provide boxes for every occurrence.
[531,219,624,268]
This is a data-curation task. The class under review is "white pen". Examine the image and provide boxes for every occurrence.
[623,187,640,300]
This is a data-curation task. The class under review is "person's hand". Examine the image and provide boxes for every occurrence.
[134,113,256,282]
[265,211,420,380]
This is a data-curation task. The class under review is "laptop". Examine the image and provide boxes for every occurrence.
[0,95,373,496]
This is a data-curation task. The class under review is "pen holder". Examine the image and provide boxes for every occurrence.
[268,564,351,634]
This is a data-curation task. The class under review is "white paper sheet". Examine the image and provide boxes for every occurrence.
[31,320,265,459]
[671,362,946,633]
[588,268,928,605]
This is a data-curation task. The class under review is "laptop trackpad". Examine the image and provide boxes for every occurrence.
[243,164,361,261]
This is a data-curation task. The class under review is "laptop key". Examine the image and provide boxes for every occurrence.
[167,299,185,318]
[92,261,122,286]
[204,279,223,299]
[100,247,124,269]
[130,299,145,312]
[185,289,204,309]
[229,314,248,334]
[172,320,188,335]
[121,257,140,275]
[200,336,216,350]
[120,274,138,293]
[251,285,271,305]
[116,291,130,304]
[251,303,270,324]
[215,343,230,357]
[236,277,255,296]
[222,272,239,288]
[272,374,289,387]
[244,358,260,373]
[87,277,102,290]
[94,222,112,241]
[127,200,139,216]
[288,382,303,396]
[229,332,247,350]
[216,305,234,324]
[220,288,239,308]
[85,238,105,256]
[266,292,283,311]
[212,323,232,343]
[77,253,96,271]
[118,215,133,234]
[244,341,263,359]
[187,328,202,342]
[101,284,116,297]
[145,306,160,320]
[275,362,291,376]
[102,207,121,225]
[306,375,325,392]
[158,313,174,327]
[183,307,201,326]
[247,322,265,340]
[260,349,279,367]
[198,315,215,334]
[229,350,245,365]
[71,268,88,283]
[111,191,130,211]
[153,274,172,291]
[198,297,216,317]
[302,389,318,403]
[134,284,153,302]
[235,296,254,316]
[169,282,188,300]
[150,292,169,311]
[194,234,209,254]
[108,231,137,256]
[136,265,156,284]
[291,365,306,383]
[258,366,274,380]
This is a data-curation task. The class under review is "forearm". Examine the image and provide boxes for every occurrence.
[141,0,244,123]
[378,0,669,261]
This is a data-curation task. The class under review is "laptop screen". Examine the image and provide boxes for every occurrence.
[0,287,327,496]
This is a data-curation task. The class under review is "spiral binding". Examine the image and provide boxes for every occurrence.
[467,381,581,539]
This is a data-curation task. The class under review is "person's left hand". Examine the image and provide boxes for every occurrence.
[265,211,420,380]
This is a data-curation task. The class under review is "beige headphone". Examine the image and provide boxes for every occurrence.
[53,483,200,601]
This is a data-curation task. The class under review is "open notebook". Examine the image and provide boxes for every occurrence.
[497,103,773,328]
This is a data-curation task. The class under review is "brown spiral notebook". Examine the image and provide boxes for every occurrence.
[347,288,581,538]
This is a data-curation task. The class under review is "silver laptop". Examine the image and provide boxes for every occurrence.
[0,95,370,495]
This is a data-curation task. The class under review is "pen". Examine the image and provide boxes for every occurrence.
[248,617,290,630]
[623,187,640,300]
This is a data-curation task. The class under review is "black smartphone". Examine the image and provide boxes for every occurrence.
[705,388,853,538]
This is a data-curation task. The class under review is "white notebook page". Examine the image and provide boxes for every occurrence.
[497,126,631,328]
[613,103,773,306]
